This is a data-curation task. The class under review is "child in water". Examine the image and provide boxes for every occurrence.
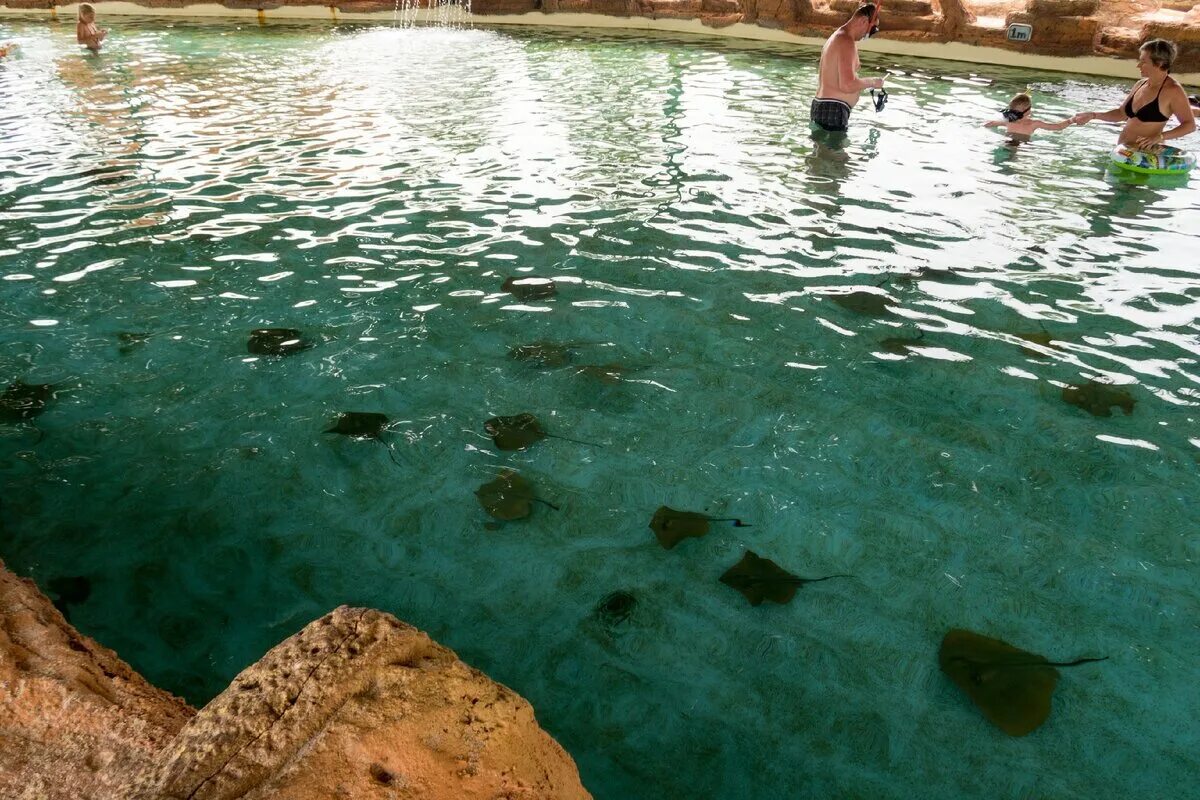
[0,41,17,59]
[984,92,1073,139]
[76,3,107,53]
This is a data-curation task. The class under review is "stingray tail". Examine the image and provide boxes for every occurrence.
[706,517,751,528]
[533,498,561,512]
[547,433,603,448]
[375,438,403,469]
[1045,656,1108,668]
[801,574,854,584]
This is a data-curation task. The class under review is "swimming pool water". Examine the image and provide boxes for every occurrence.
[2,16,1199,799]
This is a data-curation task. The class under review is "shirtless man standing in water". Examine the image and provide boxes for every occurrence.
[812,4,886,133]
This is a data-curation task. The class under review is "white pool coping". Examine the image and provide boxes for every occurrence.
[3,3,1197,82]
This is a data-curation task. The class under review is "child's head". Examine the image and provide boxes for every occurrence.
[1001,92,1032,122]
[1009,93,1032,114]
[79,3,95,22]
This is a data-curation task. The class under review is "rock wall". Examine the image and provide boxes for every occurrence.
[0,561,592,800]
[0,561,194,800]
[2,1,1195,71]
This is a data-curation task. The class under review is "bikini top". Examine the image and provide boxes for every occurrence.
[1125,79,1169,123]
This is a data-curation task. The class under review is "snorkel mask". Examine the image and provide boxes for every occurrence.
[1001,108,1027,122]
[867,2,880,37]
[872,88,888,112]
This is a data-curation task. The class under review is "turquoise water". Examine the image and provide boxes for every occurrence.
[2,16,1199,798]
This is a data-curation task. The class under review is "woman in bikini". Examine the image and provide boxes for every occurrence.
[1072,39,1195,149]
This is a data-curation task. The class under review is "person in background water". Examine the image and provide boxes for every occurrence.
[0,41,17,59]
[1190,93,1199,118]
[1072,39,1195,148]
[811,3,886,134]
[984,92,1073,140]
[76,3,107,54]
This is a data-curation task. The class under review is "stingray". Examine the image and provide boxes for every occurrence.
[0,381,53,422]
[508,342,573,368]
[324,412,402,467]
[118,332,150,356]
[1061,381,1136,417]
[831,291,893,316]
[1016,330,1058,357]
[594,591,637,628]
[938,628,1107,736]
[575,363,627,385]
[879,329,925,354]
[46,575,91,622]
[718,550,851,606]
[247,328,311,356]
[475,469,559,521]
[649,506,750,550]
[483,412,597,451]
[502,276,557,301]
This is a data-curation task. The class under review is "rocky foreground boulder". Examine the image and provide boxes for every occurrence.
[0,560,591,800]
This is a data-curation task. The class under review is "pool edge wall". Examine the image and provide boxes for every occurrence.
[3,3,1199,82]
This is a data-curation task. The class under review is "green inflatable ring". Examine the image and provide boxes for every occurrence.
[1109,143,1195,175]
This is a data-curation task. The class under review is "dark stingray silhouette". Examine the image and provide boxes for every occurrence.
[502,276,557,301]
[1061,381,1135,417]
[879,329,925,354]
[718,550,851,606]
[594,591,637,628]
[324,412,402,467]
[939,628,1106,736]
[483,413,597,451]
[1014,328,1062,357]
[118,332,150,356]
[574,363,628,384]
[0,381,53,422]
[247,328,312,356]
[831,290,894,316]
[475,470,559,521]
[649,506,750,550]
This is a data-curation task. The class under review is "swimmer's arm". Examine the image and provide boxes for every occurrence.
[1159,86,1196,142]
[1074,87,1134,125]
[1074,106,1126,124]
[982,120,1005,128]
[1032,118,1072,132]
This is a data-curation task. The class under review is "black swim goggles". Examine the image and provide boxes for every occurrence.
[871,88,888,113]
[1001,108,1027,122]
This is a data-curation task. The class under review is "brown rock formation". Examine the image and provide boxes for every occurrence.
[0,560,194,800]
[131,606,592,800]
[4,0,1199,69]
[0,560,591,800]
